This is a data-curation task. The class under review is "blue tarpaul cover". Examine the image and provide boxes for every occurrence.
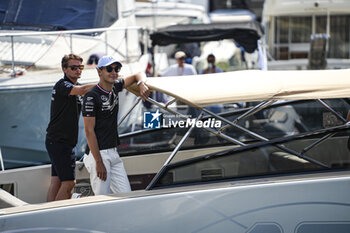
[0,0,119,31]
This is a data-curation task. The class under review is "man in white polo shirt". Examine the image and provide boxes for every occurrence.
[159,51,197,104]
[161,50,197,76]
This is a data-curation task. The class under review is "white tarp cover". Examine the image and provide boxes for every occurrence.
[129,69,350,107]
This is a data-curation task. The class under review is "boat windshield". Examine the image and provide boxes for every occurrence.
[0,0,119,31]
[150,126,350,189]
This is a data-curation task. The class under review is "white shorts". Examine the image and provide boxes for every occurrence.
[83,147,131,195]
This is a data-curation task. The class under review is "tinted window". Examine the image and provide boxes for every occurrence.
[153,127,350,188]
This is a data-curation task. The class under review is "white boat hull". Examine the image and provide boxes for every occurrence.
[0,172,349,233]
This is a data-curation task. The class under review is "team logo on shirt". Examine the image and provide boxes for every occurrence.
[76,95,83,104]
[143,110,162,129]
[101,95,108,101]
[63,81,73,88]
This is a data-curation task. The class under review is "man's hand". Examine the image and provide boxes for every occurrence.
[96,160,107,181]
[139,82,150,101]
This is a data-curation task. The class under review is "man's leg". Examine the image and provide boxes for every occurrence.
[85,150,111,195]
[110,148,131,193]
[48,141,77,201]
[55,180,76,200]
[46,138,61,202]
[47,176,61,202]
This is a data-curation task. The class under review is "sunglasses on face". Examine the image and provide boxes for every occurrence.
[69,65,84,71]
[179,57,186,60]
[104,65,121,73]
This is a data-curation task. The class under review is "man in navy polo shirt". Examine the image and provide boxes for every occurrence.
[46,54,95,201]
[82,55,150,195]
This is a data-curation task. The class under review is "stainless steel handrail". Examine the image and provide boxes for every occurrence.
[0,26,148,76]
[0,26,143,37]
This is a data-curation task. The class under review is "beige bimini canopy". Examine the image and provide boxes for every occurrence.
[128,69,350,107]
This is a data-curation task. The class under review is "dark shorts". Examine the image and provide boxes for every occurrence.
[45,138,76,181]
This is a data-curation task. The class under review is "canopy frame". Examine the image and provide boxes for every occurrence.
[118,93,341,184]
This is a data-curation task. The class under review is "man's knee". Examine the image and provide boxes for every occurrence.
[50,176,61,186]
[61,180,76,190]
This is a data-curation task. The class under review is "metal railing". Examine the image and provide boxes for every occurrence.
[0,26,149,76]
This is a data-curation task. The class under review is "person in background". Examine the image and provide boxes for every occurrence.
[82,55,150,195]
[160,51,204,144]
[46,54,95,201]
[160,51,197,104]
[87,53,105,65]
[161,51,197,77]
[200,54,223,74]
[200,54,223,114]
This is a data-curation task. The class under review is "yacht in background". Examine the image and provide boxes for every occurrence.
[135,1,210,30]
[209,9,256,23]
[263,0,350,70]
[0,0,148,169]
[0,0,140,69]
[202,8,262,71]
[134,1,211,74]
